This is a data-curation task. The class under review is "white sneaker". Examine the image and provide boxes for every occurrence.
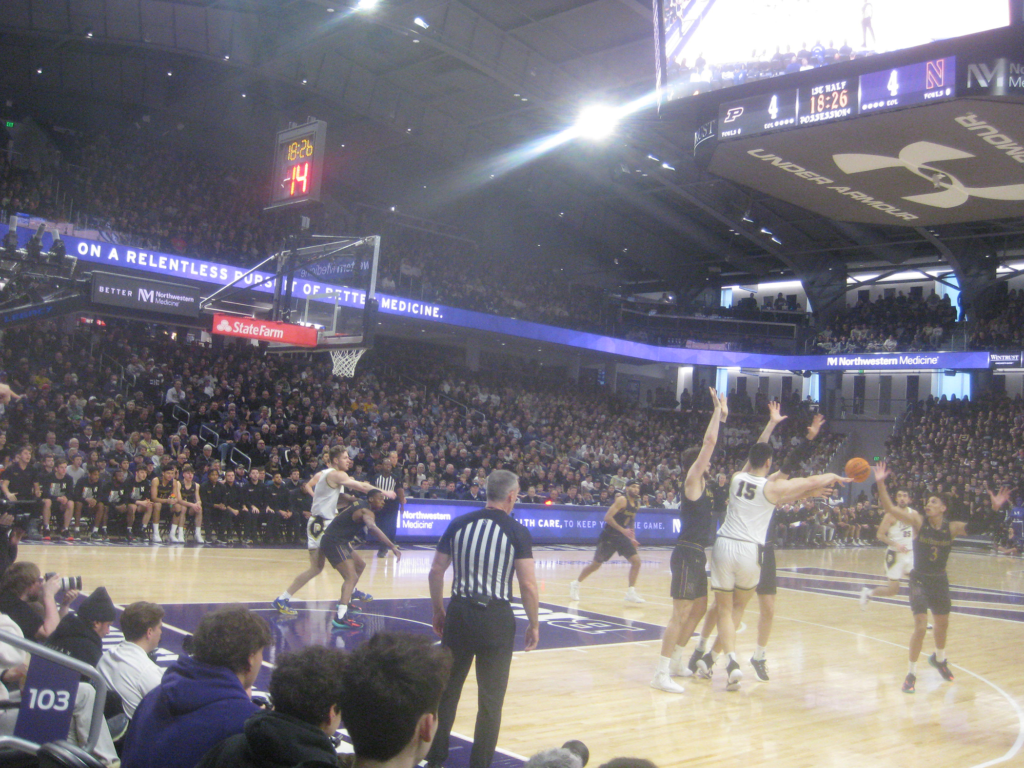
[569,581,580,601]
[177,528,186,543]
[625,587,645,603]
[650,672,685,693]
[669,658,693,678]
[195,529,205,544]
[726,660,743,691]
[859,587,870,610]
[151,530,162,543]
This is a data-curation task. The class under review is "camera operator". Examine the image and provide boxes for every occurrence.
[0,562,79,641]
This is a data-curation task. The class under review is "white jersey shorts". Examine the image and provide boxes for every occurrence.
[884,548,914,581]
[710,536,761,592]
[307,515,328,551]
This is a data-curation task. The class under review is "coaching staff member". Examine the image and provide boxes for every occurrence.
[426,469,539,768]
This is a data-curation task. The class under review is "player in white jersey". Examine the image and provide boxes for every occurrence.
[859,489,916,608]
[272,446,396,616]
[710,441,847,690]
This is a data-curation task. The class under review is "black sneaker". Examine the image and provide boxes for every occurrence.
[331,614,363,630]
[696,652,715,679]
[725,659,743,691]
[902,673,916,693]
[687,648,702,676]
[928,653,954,681]
[749,656,770,682]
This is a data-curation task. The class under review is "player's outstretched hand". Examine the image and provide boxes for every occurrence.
[391,544,402,560]
[989,486,1011,511]
[714,387,728,421]
[872,461,890,483]
[768,400,787,424]
[383,490,397,500]
[806,413,825,441]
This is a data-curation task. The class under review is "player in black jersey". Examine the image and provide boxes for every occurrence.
[873,461,1009,693]
[321,490,399,630]
[570,481,645,603]
[651,388,726,693]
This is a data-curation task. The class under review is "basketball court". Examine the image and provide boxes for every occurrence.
[20,542,1024,768]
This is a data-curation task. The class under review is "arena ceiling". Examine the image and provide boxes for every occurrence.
[1,0,1023,295]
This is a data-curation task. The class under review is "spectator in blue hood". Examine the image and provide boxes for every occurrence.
[121,606,273,768]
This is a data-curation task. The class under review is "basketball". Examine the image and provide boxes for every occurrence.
[845,457,871,483]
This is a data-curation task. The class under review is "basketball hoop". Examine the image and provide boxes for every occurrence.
[329,347,367,378]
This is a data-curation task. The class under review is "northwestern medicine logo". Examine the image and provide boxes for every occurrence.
[826,355,940,367]
[966,58,1024,91]
[833,141,1024,209]
[139,288,154,303]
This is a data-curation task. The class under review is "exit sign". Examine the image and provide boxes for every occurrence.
[3,121,13,128]
[873,456,881,462]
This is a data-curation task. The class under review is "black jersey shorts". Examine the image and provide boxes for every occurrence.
[594,529,637,563]
[321,531,362,568]
[670,542,708,601]
[908,570,951,615]
[756,545,777,596]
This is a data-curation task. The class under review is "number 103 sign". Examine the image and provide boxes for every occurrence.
[13,656,80,745]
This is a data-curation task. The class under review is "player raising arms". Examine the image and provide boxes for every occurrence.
[709,441,848,691]
[650,387,726,693]
[570,480,645,604]
[272,446,396,616]
[859,487,916,609]
[872,461,1008,693]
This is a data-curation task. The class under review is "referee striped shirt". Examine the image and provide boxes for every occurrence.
[437,507,533,603]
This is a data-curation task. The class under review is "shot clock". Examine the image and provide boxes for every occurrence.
[267,121,327,210]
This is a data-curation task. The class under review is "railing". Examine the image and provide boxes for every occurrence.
[172,404,190,430]
[0,630,108,755]
[199,424,220,447]
[230,446,252,472]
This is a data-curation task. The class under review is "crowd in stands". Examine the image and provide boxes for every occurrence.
[0,319,844,547]
[968,288,1024,351]
[883,393,1024,553]
[811,289,958,354]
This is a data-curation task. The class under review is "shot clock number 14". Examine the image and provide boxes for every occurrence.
[266,120,327,210]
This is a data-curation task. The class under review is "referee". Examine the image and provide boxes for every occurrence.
[426,469,539,768]
[373,455,404,557]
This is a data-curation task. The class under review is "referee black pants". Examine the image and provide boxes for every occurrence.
[426,598,515,768]
[376,502,398,552]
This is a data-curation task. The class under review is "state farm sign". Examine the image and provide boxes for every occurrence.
[211,314,318,347]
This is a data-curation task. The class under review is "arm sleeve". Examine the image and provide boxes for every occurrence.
[437,523,454,556]
[512,522,534,560]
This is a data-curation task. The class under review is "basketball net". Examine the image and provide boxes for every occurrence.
[329,347,367,378]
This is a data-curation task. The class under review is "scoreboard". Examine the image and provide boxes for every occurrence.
[267,120,327,210]
[717,57,956,139]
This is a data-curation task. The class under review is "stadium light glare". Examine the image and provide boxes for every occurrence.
[574,104,619,140]
[413,16,429,28]
[355,0,379,10]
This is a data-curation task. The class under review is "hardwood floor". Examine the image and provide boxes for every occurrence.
[17,542,1024,768]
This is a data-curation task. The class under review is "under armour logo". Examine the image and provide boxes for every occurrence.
[833,141,1024,208]
[216,319,233,332]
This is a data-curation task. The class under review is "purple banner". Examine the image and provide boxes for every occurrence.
[0,225,992,371]
[13,655,80,746]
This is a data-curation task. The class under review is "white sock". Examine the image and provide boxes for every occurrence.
[671,647,685,663]
[710,650,721,663]
[152,523,159,533]
[657,656,671,674]
[696,637,708,653]
[727,651,737,664]
[753,645,767,661]
[336,603,348,620]
[935,648,946,662]
[170,524,178,536]
[278,592,292,602]
[908,661,917,674]
[91,527,98,533]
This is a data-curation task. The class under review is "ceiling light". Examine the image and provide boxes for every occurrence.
[413,16,429,28]
[301,78,308,84]
[167,70,173,76]
[85,29,94,38]
[36,68,43,74]
[760,227,772,235]
[241,92,247,98]
[574,104,619,140]
[412,38,420,43]
[646,154,659,162]
[355,0,379,10]
[661,162,675,171]
[223,54,230,60]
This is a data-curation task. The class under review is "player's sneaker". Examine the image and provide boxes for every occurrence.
[569,580,581,601]
[346,602,362,613]
[686,648,702,677]
[42,528,51,542]
[749,656,770,682]
[696,652,715,679]
[625,587,645,603]
[62,529,73,541]
[331,614,363,630]
[272,597,297,616]
[650,672,685,693]
[859,587,870,610]
[902,673,916,693]
[352,590,373,602]
[928,653,954,681]
[725,660,743,691]
[151,530,162,543]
